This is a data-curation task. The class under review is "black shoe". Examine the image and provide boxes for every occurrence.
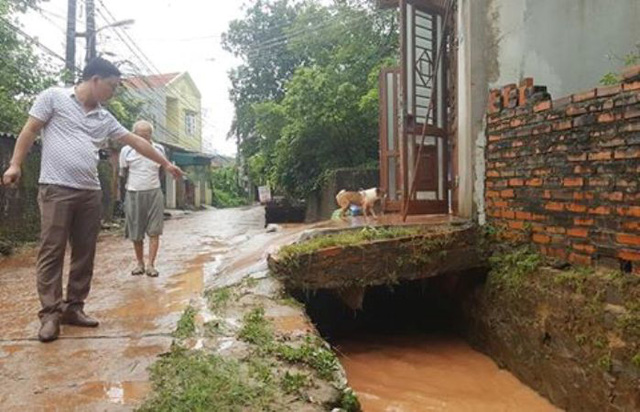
[61,309,99,327]
[38,319,60,342]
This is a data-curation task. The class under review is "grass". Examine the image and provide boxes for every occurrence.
[280,371,310,395]
[206,286,233,312]
[137,346,275,412]
[238,307,274,348]
[278,226,422,261]
[274,336,339,380]
[632,353,640,368]
[173,306,197,339]
[487,246,542,295]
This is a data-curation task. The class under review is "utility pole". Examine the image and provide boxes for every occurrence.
[64,0,77,85]
[85,0,96,63]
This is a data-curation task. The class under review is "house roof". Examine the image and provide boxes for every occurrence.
[123,72,181,89]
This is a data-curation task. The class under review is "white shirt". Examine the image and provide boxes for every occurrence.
[119,143,166,191]
[29,87,129,190]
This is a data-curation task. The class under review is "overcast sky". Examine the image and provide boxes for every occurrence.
[20,0,246,156]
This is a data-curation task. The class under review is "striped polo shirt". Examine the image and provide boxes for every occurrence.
[29,87,129,190]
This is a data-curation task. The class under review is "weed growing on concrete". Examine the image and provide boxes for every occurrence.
[239,307,274,348]
[340,388,361,412]
[274,336,339,380]
[278,226,422,262]
[280,371,310,395]
[173,306,197,339]
[138,346,274,412]
[206,286,233,312]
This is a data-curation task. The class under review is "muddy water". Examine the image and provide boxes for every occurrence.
[337,334,560,412]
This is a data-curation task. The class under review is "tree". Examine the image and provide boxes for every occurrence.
[224,0,398,198]
[0,0,56,133]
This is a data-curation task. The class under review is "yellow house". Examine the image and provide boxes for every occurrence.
[125,72,202,152]
[124,72,213,209]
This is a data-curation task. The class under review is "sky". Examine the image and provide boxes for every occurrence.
[19,0,246,156]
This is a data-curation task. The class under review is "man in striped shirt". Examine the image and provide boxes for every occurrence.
[2,58,184,343]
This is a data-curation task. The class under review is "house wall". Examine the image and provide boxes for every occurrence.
[166,77,202,152]
[484,72,640,271]
[457,0,640,221]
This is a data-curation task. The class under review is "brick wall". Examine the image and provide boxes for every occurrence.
[485,66,640,272]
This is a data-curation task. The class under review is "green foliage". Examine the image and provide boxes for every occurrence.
[280,371,309,395]
[488,246,542,295]
[224,0,398,198]
[632,353,640,368]
[278,226,421,262]
[273,336,339,380]
[206,286,233,312]
[137,346,275,412]
[341,388,361,412]
[106,89,144,131]
[239,307,274,347]
[601,43,640,85]
[0,0,56,133]
[210,166,249,208]
[173,306,197,339]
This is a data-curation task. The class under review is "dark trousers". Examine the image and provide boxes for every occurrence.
[36,185,102,322]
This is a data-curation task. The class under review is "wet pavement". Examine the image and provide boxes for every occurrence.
[0,206,281,411]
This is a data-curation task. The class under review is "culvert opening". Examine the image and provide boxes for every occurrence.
[288,269,488,343]
[287,269,559,411]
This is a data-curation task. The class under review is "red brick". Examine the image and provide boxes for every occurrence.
[486,190,500,198]
[574,192,595,200]
[533,168,551,176]
[568,153,587,162]
[512,140,524,148]
[617,206,640,217]
[597,112,617,123]
[620,122,640,133]
[502,210,516,219]
[509,178,524,187]
[624,106,640,119]
[588,151,612,161]
[488,134,502,142]
[601,192,624,202]
[543,190,552,199]
[552,120,573,131]
[487,170,500,178]
[502,84,517,108]
[574,218,594,226]
[621,65,640,81]
[526,178,543,187]
[618,249,640,262]
[568,253,592,266]
[589,206,611,215]
[573,244,596,254]
[533,234,551,244]
[573,89,597,102]
[532,124,552,135]
[534,100,551,112]
[487,89,502,114]
[546,226,566,235]
[493,200,508,208]
[567,203,588,213]
[515,211,532,220]
[616,233,640,247]
[588,177,610,187]
[597,84,622,97]
[501,189,515,198]
[563,177,583,187]
[566,105,588,116]
[546,247,568,260]
[509,220,525,230]
[614,147,640,159]
[623,81,640,92]
[532,214,548,222]
[568,228,589,238]
[622,221,640,231]
[545,202,565,212]
[573,165,592,174]
[510,118,524,127]
[487,208,501,218]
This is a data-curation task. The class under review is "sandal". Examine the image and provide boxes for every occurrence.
[146,267,159,277]
[131,264,145,276]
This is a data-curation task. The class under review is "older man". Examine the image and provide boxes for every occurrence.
[2,58,184,342]
[119,120,166,278]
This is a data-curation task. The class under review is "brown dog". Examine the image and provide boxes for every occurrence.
[335,187,385,219]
